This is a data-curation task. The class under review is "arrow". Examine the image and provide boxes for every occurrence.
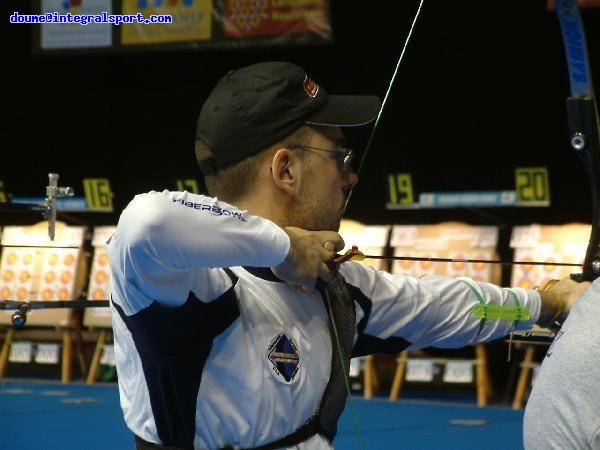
[333,246,581,267]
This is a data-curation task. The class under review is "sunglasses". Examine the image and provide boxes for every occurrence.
[289,144,355,172]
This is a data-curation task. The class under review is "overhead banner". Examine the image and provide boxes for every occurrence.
[120,0,212,45]
[223,0,331,38]
[27,0,333,53]
[38,0,114,49]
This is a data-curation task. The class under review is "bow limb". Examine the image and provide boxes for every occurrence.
[555,0,600,282]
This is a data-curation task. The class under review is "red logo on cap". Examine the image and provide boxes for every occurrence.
[303,75,319,98]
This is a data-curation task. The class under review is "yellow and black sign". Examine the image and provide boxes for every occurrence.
[0,180,7,203]
[387,173,414,206]
[515,167,550,205]
[175,178,201,194]
[83,178,113,212]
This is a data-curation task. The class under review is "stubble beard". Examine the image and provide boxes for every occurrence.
[288,186,341,232]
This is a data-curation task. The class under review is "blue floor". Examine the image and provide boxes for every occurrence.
[335,398,524,450]
[0,379,525,450]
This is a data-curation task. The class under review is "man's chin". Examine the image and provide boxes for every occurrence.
[311,219,340,232]
[333,217,342,232]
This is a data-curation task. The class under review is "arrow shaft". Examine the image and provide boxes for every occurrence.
[360,254,581,267]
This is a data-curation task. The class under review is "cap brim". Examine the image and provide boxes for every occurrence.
[305,95,381,127]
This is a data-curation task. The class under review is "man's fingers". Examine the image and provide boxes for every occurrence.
[321,244,339,272]
[276,226,347,290]
[318,262,335,284]
[323,236,346,252]
[323,241,336,251]
[319,232,344,252]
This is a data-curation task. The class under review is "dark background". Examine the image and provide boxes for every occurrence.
[4,0,599,289]
[4,0,599,401]
[5,0,600,227]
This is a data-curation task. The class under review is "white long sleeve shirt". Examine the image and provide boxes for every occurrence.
[107,190,541,450]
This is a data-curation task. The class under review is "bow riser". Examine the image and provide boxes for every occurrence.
[565,97,600,281]
[556,0,600,282]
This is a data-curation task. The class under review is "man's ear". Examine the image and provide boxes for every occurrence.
[270,148,299,195]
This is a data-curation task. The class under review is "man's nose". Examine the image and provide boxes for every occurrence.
[343,169,359,189]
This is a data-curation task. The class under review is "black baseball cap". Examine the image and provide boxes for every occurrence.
[196,61,381,174]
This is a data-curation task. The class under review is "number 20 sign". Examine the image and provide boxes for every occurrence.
[515,167,550,206]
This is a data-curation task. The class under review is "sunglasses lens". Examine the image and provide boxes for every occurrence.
[342,151,354,171]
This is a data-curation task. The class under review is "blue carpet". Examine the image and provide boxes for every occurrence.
[336,397,524,450]
[0,380,131,450]
[0,380,525,450]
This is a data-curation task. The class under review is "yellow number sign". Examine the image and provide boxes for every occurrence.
[515,167,550,205]
[83,179,113,212]
[175,179,201,194]
[0,180,7,203]
[387,173,414,205]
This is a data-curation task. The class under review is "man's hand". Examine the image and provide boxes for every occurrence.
[272,226,345,291]
[536,277,591,327]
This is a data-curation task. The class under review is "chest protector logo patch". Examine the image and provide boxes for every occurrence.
[267,333,300,384]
